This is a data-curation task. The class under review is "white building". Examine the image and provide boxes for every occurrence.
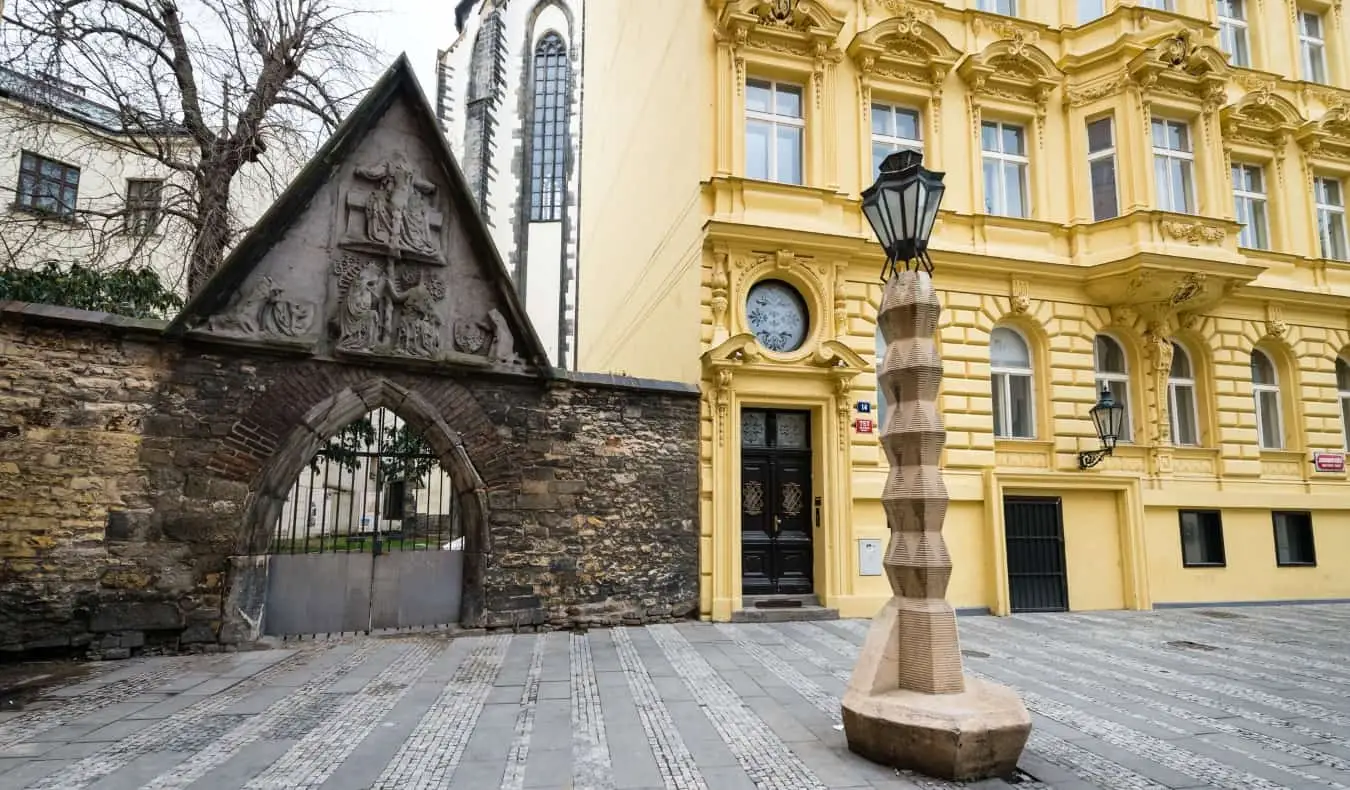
[435,0,584,369]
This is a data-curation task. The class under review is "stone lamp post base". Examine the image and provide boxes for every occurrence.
[841,605,1032,781]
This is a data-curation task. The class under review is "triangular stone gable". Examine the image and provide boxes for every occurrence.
[167,55,552,377]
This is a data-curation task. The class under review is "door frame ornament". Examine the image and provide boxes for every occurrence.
[702,332,867,619]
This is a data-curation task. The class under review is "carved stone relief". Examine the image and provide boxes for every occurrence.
[207,276,317,341]
[331,254,446,358]
[342,152,445,264]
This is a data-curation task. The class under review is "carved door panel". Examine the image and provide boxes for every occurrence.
[740,409,814,596]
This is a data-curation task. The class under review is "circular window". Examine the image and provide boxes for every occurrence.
[746,279,810,353]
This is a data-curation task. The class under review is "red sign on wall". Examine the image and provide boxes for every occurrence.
[1313,452,1346,473]
[855,419,874,434]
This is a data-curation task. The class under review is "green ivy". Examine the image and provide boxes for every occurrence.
[0,262,183,319]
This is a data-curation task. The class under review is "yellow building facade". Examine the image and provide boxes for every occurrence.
[578,0,1350,621]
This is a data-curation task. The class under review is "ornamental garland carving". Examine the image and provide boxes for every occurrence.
[1064,73,1128,107]
[1160,220,1226,245]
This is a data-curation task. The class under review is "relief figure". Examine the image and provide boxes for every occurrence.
[356,152,439,258]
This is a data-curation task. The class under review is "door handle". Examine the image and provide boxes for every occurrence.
[773,515,781,535]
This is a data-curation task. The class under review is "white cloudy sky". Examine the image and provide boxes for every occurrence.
[367,0,451,96]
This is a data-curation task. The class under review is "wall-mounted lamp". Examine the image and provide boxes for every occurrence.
[1078,387,1125,470]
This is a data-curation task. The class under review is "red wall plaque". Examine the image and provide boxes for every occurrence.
[856,419,874,434]
[1313,452,1346,472]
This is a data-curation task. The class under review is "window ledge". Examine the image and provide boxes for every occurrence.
[9,204,79,225]
[1182,562,1227,569]
[1276,562,1318,568]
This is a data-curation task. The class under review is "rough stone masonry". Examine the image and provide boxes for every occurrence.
[0,57,700,660]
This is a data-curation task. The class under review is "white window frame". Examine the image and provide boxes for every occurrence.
[1142,0,1174,8]
[1232,162,1269,250]
[1152,117,1196,214]
[745,77,805,185]
[979,0,1017,15]
[982,120,1030,218]
[1251,348,1284,450]
[1299,10,1328,84]
[1315,175,1348,260]
[1217,0,1251,68]
[1338,357,1350,450]
[991,327,1036,440]
[871,103,922,171]
[1086,115,1119,221]
[1094,334,1133,443]
[1168,342,1201,447]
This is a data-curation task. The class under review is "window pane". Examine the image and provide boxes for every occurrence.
[983,158,1000,214]
[1170,343,1192,378]
[1249,200,1268,249]
[1104,378,1131,441]
[981,122,998,152]
[1251,350,1274,384]
[1094,335,1127,374]
[1173,159,1194,213]
[1087,118,1113,153]
[1008,374,1034,438]
[992,374,1006,437]
[1150,118,1166,146]
[1172,383,1198,445]
[895,108,920,141]
[746,80,772,113]
[871,104,892,136]
[991,328,1031,368]
[1331,215,1348,260]
[1338,358,1350,391]
[775,84,802,119]
[1078,0,1104,22]
[1154,156,1170,210]
[746,120,771,180]
[1002,125,1025,156]
[1342,396,1350,447]
[1258,390,1283,449]
[1302,11,1322,36]
[1090,158,1118,220]
[1003,162,1027,217]
[775,125,803,184]
[1169,121,1189,152]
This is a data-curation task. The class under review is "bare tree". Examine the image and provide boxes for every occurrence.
[0,0,380,294]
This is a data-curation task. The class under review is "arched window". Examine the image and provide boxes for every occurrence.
[991,327,1035,439]
[529,32,569,222]
[1093,334,1132,443]
[1168,342,1200,446]
[1337,357,1350,449]
[1251,349,1283,449]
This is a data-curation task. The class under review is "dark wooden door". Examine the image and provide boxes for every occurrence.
[740,409,813,596]
[1003,496,1069,613]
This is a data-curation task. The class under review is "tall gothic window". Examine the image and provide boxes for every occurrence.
[529,32,569,222]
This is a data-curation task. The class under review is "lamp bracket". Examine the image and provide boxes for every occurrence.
[1077,447,1112,470]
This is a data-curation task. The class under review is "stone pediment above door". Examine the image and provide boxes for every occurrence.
[703,332,868,374]
[166,56,552,378]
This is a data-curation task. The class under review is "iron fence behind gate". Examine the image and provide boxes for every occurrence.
[268,407,462,555]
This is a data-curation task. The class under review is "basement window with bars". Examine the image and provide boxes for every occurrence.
[1272,511,1316,567]
[1179,509,1225,567]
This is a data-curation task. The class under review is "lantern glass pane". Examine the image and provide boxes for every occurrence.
[901,177,921,243]
[882,186,905,247]
[919,180,944,242]
[862,195,894,248]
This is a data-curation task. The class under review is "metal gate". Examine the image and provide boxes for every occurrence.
[261,408,464,636]
[1003,496,1069,613]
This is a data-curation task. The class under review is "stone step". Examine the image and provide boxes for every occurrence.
[730,605,840,623]
[743,594,821,608]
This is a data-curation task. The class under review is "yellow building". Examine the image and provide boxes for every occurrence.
[578,0,1350,621]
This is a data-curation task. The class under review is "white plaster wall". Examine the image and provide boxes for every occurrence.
[526,221,563,362]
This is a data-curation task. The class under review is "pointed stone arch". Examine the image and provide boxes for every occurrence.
[239,377,492,623]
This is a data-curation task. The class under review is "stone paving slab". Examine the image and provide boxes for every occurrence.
[1,605,1349,789]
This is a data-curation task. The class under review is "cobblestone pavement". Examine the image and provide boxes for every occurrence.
[2,605,1350,789]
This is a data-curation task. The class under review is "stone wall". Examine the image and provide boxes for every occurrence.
[0,302,699,658]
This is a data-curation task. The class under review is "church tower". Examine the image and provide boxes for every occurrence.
[436,0,583,370]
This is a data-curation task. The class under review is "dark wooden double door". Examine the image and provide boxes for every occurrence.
[1003,496,1069,613]
[740,409,813,596]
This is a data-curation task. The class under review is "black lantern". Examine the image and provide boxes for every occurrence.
[862,149,947,281]
[1078,387,1126,470]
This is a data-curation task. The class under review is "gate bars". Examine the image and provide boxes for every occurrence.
[267,407,462,556]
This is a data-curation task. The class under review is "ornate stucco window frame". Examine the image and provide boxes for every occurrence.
[1296,103,1350,263]
[957,31,1063,223]
[1220,85,1304,251]
[710,0,845,190]
[1126,29,1232,221]
[846,8,960,194]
